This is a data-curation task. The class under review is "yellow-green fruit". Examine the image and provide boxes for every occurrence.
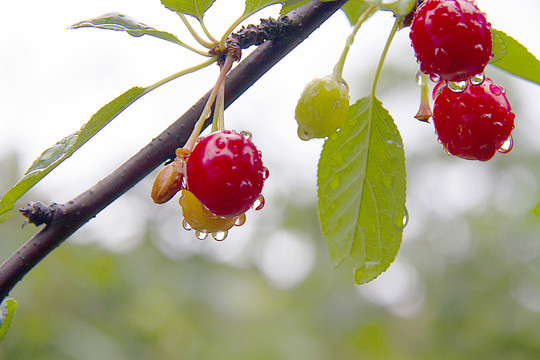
[179,190,240,233]
[295,76,350,140]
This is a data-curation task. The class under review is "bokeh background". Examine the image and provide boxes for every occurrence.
[1,0,540,358]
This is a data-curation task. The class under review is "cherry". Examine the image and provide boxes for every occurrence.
[295,75,350,140]
[409,0,492,81]
[179,190,243,235]
[432,78,515,161]
[186,130,268,218]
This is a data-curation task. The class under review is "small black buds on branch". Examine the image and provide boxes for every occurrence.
[230,16,293,50]
[19,202,58,227]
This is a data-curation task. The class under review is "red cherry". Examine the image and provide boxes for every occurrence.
[433,78,515,161]
[410,0,492,81]
[186,130,268,217]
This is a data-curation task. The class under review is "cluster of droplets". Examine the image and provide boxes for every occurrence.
[152,130,268,242]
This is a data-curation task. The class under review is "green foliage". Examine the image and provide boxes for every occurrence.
[318,97,406,284]
[161,0,217,20]
[243,0,285,16]
[341,1,371,25]
[366,0,416,17]
[0,87,146,223]
[0,299,17,341]
[490,29,540,86]
[69,13,193,48]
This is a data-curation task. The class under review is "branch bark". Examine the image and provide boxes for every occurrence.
[0,0,348,302]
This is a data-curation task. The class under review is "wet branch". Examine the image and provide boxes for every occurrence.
[0,0,348,302]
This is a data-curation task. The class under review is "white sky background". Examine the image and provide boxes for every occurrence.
[0,0,539,269]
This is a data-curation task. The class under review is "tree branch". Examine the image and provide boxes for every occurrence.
[0,0,348,302]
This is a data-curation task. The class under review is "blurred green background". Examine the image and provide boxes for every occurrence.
[1,0,540,359]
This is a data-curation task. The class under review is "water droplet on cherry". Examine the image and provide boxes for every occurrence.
[251,194,265,211]
[261,167,269,180]
[195,230,208,240]
[498,135,513,154]
[182,218,192,231]
[432,81,446,99]
[448,80,468,92]
[212,231,228,241]
[430,73,441,82]
[470,73,485,85]
[240,130,252,140]
[235,213,246,227]
[415,69,424,85]
[489,83,503,96]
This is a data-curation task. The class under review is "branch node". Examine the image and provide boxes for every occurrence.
[19,202,59,227]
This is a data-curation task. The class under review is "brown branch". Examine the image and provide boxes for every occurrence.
[0,0,348,302]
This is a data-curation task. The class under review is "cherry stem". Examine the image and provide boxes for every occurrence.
[178,13,216,49]
[414,72,433,122]
[333,6,377,81]
[212,71,226,132]
[184,53,235,150]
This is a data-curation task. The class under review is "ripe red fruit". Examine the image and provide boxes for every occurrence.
[186,130,268,218]
[432,78,515,161]
[409,0,492,81]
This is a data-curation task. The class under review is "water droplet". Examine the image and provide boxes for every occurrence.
[443,146,453,157]
[415,69,424,85]
[182,218,192,231]
[251,195,265,211]
[212,231,228,241]
[195,231,208,240]
[447,80,468,92]
[261,167,270,180]
[498,135,514,154]
[403,207,409,228]
[489,83,503,96]
[430,73,441,82]
[216,138,226,149]
[240,179,253,192]
[240,130,252,140]
[235,213,246,227]
[297,126,313,141]
[470,73,485,85]
[432,81,446,99]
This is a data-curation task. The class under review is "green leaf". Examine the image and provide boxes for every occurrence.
[69,13,189,47]
[244,0,284,16]
[161,0,216,20]
[0,87,146,223]
[0,299,17,341]
[318,96,406,284]
[281,0,335,15]
[365,0,415,17]
[341,0,371,25]
[491,30,506,63]
[281,0,311,14]
[490,29,540,86]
